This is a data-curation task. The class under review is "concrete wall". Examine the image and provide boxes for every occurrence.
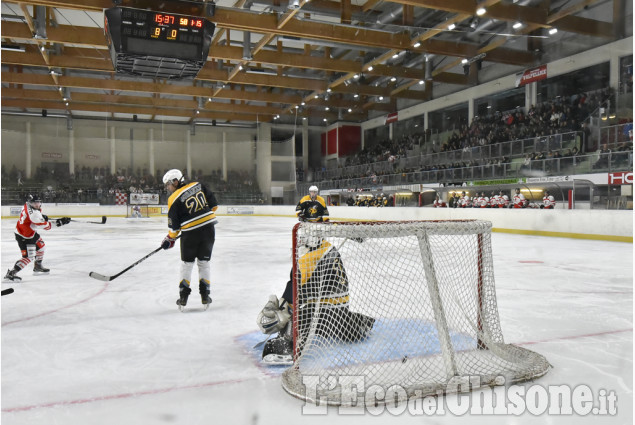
[2,204,631,242]
[1,116,257,178]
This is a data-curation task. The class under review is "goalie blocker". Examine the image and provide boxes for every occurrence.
[257,236,374,364]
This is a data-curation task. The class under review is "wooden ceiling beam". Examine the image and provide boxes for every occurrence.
[2,88,283,115]
[1,71,303,104]
[1,98,270,122]
[552,15,615,39]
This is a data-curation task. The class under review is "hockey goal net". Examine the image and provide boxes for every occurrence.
[282,220,550,406]
[125,204,151,218]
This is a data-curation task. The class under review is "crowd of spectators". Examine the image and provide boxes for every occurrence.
[1,164,262,205]
[439,89,610,153]
[309,88,631,187]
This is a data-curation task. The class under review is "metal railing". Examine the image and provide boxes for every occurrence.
[301,151,633,193]
[315,131,583,182]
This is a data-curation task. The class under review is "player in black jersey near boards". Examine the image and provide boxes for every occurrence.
[295,185,329,222]
[161,169,218,310]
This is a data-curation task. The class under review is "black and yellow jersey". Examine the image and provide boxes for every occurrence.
[295,195,329,222]
[167,181,218,238]
[296,240,349,307]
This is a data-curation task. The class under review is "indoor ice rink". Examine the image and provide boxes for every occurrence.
[1,214,632,424]
[1,0,633,423]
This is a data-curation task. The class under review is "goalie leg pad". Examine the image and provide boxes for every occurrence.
[313,308,375,342]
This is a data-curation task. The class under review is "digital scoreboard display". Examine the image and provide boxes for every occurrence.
[105,7,215,78]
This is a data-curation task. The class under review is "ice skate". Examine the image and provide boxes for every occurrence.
[3,269,21,282]
[33,261,50,275]
[199,280,212,310]
[176,281,191,312]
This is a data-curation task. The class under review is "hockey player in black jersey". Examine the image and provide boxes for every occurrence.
[161,169,218,310]
[257,233,375,364]
[295,185,329,222]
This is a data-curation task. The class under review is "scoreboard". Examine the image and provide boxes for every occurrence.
[105,7,215,79]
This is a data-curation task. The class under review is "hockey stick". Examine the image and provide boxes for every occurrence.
[71,216,107,224]
[2,288,15,296]
[253,334,272,349]
[89,235,180,281]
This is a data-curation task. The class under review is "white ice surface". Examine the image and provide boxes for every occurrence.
[1,216,632,425]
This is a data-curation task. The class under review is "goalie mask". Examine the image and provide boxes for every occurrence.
[297,226,323,249]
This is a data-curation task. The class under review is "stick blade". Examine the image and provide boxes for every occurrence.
[89,272,112,281]
[101,216,107,224]
[1,288,15,296]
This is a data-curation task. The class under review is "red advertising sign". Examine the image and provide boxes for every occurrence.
[385,112,398,125]
[515,65,547,87]
[608,171,633,185]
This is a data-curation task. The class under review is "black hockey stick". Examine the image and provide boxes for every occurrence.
[71,216,107,224]
[2,288,15,296]
[89,235,180,281]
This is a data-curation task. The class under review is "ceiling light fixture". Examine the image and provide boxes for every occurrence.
[513,22,523,29]
[476,7,486,16]
[1,44,25,52]
[448,23,456,30]
[549,28,558,35]
[413,42,421,48]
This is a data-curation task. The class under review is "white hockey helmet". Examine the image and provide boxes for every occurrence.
[309,185,319,193]
[163,169,184,185]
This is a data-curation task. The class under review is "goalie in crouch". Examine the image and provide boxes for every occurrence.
[257,233,375,364]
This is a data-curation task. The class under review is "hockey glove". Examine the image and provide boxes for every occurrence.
[297,213,307,222]
[161,235,176,250]
[56,217,71,226]
[257,295,291,335]
[42,214,49,221]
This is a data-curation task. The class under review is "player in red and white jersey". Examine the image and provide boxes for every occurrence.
[4,194,71,282]
[459,191,471,208]
[512,188,526,208]
[489,192,500,208]
[499,190,510,208]
[541,190,556,209]
[433,195,447,208]
[473,193,482,208]
[479,192,489,208]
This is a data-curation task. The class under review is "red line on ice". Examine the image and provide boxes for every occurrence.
[1,282,109,326]
[516,327,632,346]
[3,327,633,413]
[2,378,250,413]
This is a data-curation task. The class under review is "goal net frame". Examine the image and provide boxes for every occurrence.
[282,220,551,407]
